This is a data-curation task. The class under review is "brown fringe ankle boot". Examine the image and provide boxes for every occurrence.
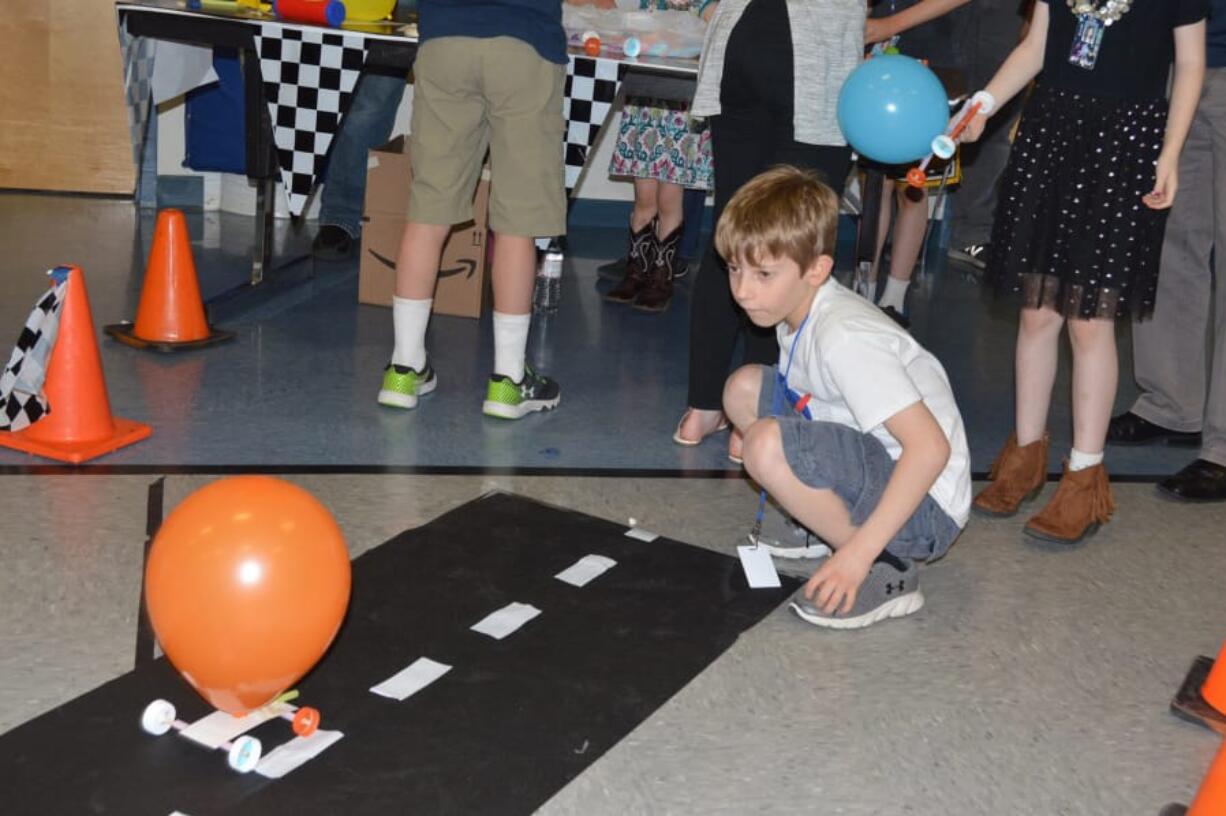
[1023,462,1115,544]
[972,433,1049,518]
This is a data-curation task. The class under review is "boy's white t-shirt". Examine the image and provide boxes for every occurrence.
[775,279,972,527]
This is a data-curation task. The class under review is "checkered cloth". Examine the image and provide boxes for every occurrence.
[254,23,367,216]
[0,270,70,433]
[119,22,156,168]
[563,55,628,191]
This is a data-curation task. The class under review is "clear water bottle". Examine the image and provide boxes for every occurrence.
[533,242,564,314]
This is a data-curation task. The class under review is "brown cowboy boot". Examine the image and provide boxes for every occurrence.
[634,222,683,313]
[605,217,657,303]
[1024,462,1115,544]
[972,433,1049,517]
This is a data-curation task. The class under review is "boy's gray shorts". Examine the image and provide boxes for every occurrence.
[757,365,962,562]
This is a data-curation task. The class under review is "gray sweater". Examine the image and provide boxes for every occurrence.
[691,0,865,145]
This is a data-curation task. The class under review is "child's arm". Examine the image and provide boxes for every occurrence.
[804,401,951,615]
[1143,21,1207,210]
[961,1,1049,143]
[865,0,972,46]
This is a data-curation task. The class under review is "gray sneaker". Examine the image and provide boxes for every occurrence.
[748,533,832,560]
[789,557,924,629]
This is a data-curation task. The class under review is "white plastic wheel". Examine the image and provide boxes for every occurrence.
[140,699,176,736]
[931,135,956,161]
[227,736,262,773]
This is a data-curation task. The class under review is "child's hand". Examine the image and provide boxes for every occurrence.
[957,111,989,144]
[864,17,893,45]
[803,546,874,616]
[1143,152,1179,210]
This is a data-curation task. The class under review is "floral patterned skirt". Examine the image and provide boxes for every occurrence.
[608,97,713,190]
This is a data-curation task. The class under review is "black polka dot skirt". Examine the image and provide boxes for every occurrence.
[987,84,1171,320]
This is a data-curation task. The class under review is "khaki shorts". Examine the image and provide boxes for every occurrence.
[408,37,566,238]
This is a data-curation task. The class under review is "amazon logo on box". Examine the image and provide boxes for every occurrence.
[358,136,491,319]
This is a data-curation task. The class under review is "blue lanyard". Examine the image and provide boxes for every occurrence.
[750,313,810,540]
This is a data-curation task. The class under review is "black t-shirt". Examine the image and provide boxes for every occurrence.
[870,0,971,70]
[1038,0,1209,99]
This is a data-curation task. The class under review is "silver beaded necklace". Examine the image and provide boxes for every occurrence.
[1067,0,1134,26]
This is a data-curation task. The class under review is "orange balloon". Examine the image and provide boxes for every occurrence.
[145,476,351,715]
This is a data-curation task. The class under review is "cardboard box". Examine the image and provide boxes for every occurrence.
[358,136,491,318]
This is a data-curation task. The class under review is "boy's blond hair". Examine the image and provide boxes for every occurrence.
[714,165,840,273]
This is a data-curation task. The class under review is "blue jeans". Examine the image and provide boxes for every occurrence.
[319,70,407,236]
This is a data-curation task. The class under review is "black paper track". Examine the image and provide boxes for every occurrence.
[0,491,797,815]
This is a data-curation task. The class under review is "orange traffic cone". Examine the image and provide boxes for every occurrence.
[0,266,152,463]
[104,209,233,351]
[1204,641,1226,717]
[1187,740,1226,815]
[1171,646,1226,736]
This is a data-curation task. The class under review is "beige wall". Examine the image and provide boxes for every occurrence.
[0,1,135,194]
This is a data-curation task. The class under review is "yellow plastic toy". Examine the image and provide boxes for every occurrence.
[345,0,397,21]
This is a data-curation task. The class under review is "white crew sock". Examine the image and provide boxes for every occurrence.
[391,295,432,371]
[877,275,909,312]
[1068,448,1104,472]
[493,311,530,382]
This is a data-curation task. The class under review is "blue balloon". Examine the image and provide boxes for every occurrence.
[837,55,949,165]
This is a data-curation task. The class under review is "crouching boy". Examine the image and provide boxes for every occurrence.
[720,166,971,629]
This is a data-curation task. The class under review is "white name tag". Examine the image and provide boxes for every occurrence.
[737,542,781,588]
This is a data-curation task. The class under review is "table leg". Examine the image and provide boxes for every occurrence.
[240,42,279,288]
[252,175,275,286]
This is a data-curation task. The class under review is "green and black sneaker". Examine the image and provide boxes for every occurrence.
[377,361,436,409]
[482,364,561,419]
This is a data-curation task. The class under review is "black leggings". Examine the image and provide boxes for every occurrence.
[686,0,851,409]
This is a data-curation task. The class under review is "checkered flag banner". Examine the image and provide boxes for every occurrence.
[563,55,627,191]
[0,269,70,433]
[119,22,156,168]
[254,23,367,216]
